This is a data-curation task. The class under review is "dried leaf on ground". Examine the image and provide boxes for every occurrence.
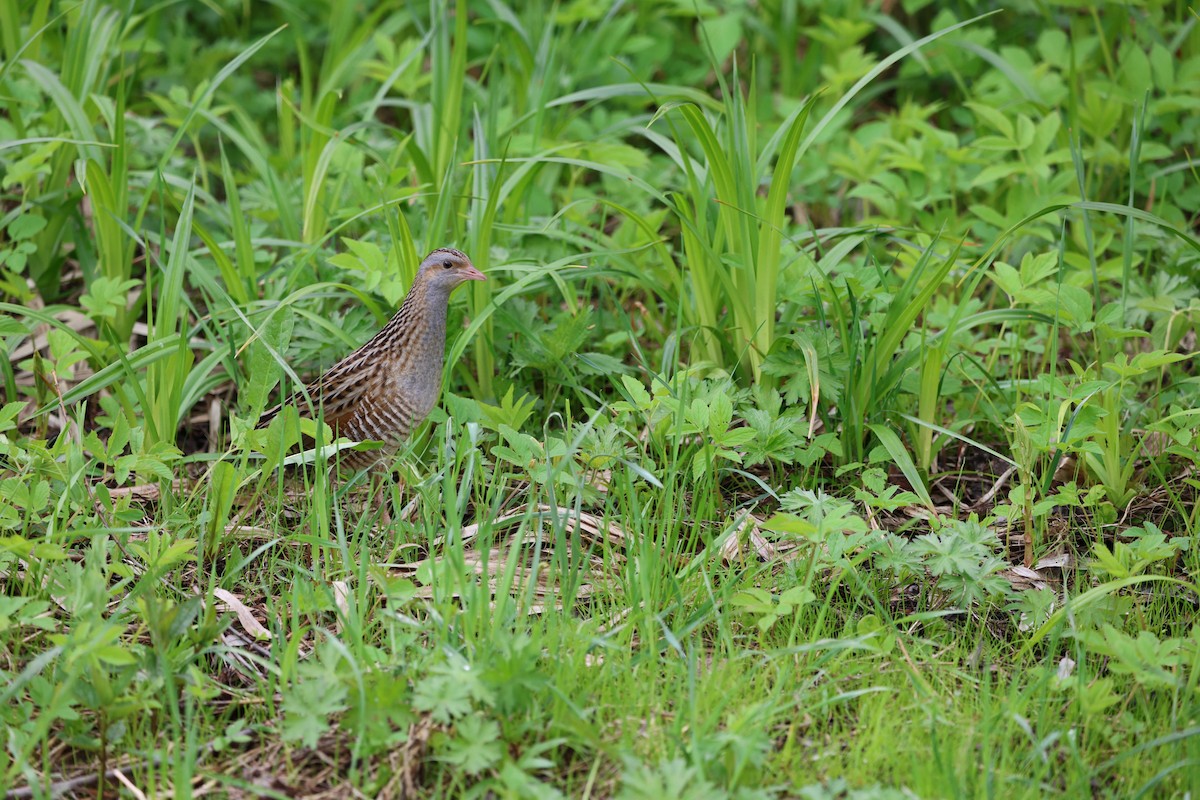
[213,588,272,641]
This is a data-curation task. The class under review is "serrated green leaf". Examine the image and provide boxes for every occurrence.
[8,214,47,240]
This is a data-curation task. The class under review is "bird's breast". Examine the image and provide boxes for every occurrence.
[388,340,444,421]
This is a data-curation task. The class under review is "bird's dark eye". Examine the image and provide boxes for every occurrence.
[442,260,453,269]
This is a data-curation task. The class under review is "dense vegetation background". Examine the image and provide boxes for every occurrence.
[2,0,1199,797]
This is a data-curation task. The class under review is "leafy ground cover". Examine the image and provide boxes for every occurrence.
[2,1,1199,797]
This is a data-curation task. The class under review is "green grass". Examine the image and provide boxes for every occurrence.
[2,1,1200,797]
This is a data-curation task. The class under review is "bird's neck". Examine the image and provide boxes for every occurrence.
[381,277,450,357]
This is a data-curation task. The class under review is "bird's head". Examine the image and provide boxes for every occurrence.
[418,247,486,295]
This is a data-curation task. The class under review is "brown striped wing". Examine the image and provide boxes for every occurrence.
[255,347,383,434]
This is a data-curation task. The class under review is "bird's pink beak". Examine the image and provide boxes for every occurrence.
[464,265,487,281]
